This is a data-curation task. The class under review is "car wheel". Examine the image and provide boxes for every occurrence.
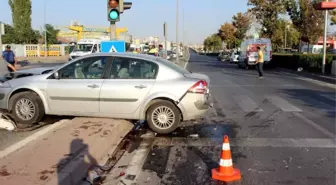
[10,91,45,128]
[146,100,180,134]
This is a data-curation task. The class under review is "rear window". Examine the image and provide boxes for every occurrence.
[157,58,191,74]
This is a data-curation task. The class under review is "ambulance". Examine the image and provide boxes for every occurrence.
[68,39,102,61]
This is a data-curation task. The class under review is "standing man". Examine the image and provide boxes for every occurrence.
[255,46,264,79]
[148,44,158,56]
[158,44,167,59]
[2,45,17,72]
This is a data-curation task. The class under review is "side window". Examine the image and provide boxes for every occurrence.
[59,56,109,79]
[92,44,98,53]
[110,57,158,79]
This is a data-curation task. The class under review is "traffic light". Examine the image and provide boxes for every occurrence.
[107,0,132,22]
[107,0,122,22]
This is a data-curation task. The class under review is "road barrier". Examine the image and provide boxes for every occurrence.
[212,135,241,182]
[3,44,66,57]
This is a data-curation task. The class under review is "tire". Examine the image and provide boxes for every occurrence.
[10,91,45,127]
[146,100,181,134]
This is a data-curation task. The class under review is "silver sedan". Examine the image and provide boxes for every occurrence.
[0,53,210,134]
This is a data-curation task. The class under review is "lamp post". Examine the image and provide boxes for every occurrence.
[176,0,179,62]
[44,0,47,57]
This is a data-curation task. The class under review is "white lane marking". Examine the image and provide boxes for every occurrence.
[293,112,335,139]
[222,143,230,151]
[220,159,233,167]
[0,119,70,159]
[234,95,263,112]
[153,137,336,148]
[266,96,302,112]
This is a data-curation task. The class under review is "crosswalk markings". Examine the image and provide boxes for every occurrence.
[233,95,263,112]
[266,96,302,112]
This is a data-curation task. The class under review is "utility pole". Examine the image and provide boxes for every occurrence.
[322,0,329,74]
[176,0,179,62]
[0,22,3,52]
[182,8,185,47]
[284,26,287,49]
[164,22,168,50]
[44,0,47,57]
[110,23,116,40]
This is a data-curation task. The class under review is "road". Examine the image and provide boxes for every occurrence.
[108,50,336,185]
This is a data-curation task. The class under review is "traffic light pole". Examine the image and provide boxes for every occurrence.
[110,22,117,40]
[322,6,328,74]
[176,0,179,62]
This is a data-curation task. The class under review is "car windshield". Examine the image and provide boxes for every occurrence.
[157,58,191,74]
[73,44,93,52]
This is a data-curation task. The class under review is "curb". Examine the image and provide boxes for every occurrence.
[277,68,336,85]
[0,119,70,159]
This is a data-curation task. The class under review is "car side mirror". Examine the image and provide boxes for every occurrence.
[53,71,60,79]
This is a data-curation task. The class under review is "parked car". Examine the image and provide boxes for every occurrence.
[230,51,240,63]
[218,52,231,61]
[0,53,211,134]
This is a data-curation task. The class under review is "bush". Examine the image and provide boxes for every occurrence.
[271,54,335,74]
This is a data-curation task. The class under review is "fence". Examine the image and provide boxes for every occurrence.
[1,44,66,57]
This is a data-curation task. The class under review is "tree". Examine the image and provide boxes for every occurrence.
[286,0,324,44]
[8,0,38,44]
[330,10,336,25]
[271,19,300,50]
[42,24,60,45]
[248,0,286,38]
[203,34,222,52]
[1,24,18,44]
[218,23,236,49]
[232,12,251,45]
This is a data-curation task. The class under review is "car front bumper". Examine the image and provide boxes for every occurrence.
[0,87,11,110]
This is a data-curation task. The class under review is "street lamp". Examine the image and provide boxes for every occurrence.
[44,0,47,57]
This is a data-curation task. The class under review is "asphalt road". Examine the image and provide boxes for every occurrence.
[111,50,336,185]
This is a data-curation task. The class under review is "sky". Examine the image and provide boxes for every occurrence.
[0,0,249,44]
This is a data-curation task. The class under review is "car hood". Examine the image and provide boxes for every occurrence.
[0,66,58,83]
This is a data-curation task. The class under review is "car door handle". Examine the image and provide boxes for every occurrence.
[87,84,99,89]
[135,85,147,89]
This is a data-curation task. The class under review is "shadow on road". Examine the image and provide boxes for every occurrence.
[280,88,336,118]
[56,139,102,185]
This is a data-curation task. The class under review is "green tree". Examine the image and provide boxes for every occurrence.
[248,0,286,38]
[8,0,38,44]
[286,0,324,44]
[271,20,300,50]
[232,12,251,45]
[43,24,60,45]
[2,24,18,44]
[203,34,222,52]
[330,10,336,25]
[218,23,236,49]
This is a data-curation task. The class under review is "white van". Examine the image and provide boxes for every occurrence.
[69,39,101,61]
[238,38,272,69]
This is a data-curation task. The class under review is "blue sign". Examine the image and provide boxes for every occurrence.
[101,41,126,53]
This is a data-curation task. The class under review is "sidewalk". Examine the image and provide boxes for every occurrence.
[277,68,336,85]
[0,117,133,185]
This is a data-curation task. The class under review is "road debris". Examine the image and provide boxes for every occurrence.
[188,134,200,138]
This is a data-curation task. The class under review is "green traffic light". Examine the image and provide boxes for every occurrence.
[109,10,119,20]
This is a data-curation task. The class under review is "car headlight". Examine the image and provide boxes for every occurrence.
[0,82,11,88]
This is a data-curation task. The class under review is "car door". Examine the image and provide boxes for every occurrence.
[99,57,158,116]
[46,56,111,114]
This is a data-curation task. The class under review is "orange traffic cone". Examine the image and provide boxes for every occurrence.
[211,135,241,182]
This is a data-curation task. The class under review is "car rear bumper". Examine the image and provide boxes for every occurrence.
[178,92,211,121]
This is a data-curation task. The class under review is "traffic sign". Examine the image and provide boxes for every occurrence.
[101,41,126,52]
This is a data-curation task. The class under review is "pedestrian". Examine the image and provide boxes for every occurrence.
[158,44,167,59]
[2,45,17,72]
[255,46,264,79]
[148,44,158,56]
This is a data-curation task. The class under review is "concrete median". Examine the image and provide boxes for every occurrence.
[0,117,133,185]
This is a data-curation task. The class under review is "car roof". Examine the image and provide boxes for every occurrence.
[87,52,158,60]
